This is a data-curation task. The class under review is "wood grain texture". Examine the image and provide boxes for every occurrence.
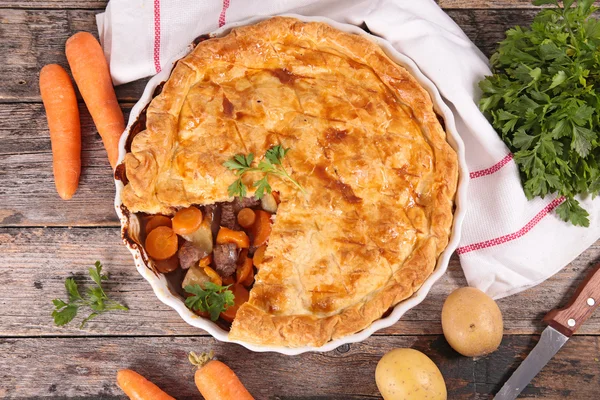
[0,103,126,226]
[1,227,599,337]
[1,335,599,399]
[0,8,539,102]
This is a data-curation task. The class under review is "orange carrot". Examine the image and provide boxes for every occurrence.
[145,215,172,235]
[220,284,249,322]
[172,206,203,235]
[237,208,256,228]
[116,369,175,400]
[204,266,223,286]
[145,226,178,260]
[39,64,81,200]
[189,352,254,400]
[236,256,253,285]
[65,32,124,168]
[153,255,179,273]
[252,245,267,268]
[217,227,250,248]
[251,210,272,247]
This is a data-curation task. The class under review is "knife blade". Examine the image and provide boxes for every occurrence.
[494,262,600,400]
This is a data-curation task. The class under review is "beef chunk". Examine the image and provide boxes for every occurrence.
[220,203,238,230]
[178,241,207,270]
[232,196,261,213]
[213,243,239,277]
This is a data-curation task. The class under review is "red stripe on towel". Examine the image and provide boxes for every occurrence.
[218,0,231,27]
[470,153,514,179]
[457,196,566,255]
[153,0,161,73]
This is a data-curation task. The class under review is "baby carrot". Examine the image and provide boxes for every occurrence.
[189,352,254,400]
[116,369,175,400]
[65,32,124,169]
[39,64,81,200]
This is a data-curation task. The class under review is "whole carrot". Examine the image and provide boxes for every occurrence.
[117,369,175,400]
[39,64,81,200]
[65,32,124,169]
[189,351,255,400]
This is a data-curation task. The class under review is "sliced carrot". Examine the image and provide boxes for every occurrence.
[145,226,178,260]
[216,227,250,248]
[251,210,272,247]
[237,208,256,228]
[222,275,235,285]
[253,245,267,268]
[189,352,254,400]
[172,206,203,235]
[236,256,253,285]
[204,266,223,286]
[272,191,281,204]
[220,284,249,322]
[65,32,124,169]
[241,267,254,287]
[199,255,212,268]
[145,215,172,234]
[117,369,175,400]
[153,254,179,273]
[39,64,81,200]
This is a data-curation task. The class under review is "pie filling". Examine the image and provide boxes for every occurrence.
[138,194,278,327]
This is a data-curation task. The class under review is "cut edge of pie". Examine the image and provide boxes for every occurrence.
[121,17,458,347]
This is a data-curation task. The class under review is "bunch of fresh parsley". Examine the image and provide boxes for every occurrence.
[479,0,600,226]
[52,261,128,328]
[223,145,305,199]
[184,282,234,321]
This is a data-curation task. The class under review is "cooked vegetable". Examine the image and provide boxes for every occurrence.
[251,210,272,247]
[241,267,254,287]
[52,261,128,328]
[236,255,253,285]
[220,284,249,322]
[441,287,503,357]
[237,207,256,228]
[145,215,172,234]
[182,218,213,254]
[189,351,254,400]
[117,369,175,400]
[185,282,234,321]
[145,226,178,260]
[217,227,250,248]
[253,245,267,267]
[222,275,235,285]
[172,206,203,235]
[182,263,212,289]
[376,348,446,400]
[65,32,124,169]
[153,255,179,273]
[260,193,278,213]
[204,266,223,286]
[224,145,305,198]
[479,0,600,226]
[39,64,81,200]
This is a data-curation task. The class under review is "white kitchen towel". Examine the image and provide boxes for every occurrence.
[97,0,600,299]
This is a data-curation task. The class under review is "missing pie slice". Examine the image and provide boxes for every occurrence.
[121,17,458,347]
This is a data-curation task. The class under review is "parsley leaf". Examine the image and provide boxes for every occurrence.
[51,261,128,328]
[479,0,600,226]
[184,282,234,321]
[223,145,305,198]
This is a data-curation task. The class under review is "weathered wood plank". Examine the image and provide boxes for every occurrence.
[1,227,599,337]
[0,8,540,102]
[0,103,128,226]
[0,0,572,10]
[1,335,598,399]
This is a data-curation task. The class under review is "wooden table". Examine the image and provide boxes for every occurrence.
[1,1,599,398]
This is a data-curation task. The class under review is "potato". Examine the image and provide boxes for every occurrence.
[441,287,503,357]
[375,348,446,400]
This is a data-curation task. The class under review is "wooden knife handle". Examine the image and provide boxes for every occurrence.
[543,263,600,337]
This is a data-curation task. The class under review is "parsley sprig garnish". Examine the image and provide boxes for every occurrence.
[52,261,128,328]
[184,282,234,321]
[479,0,600,226]
[223,145,305,199]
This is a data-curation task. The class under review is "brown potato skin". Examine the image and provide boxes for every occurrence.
[441,287,503,357]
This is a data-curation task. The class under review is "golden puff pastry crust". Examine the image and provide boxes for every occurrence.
[122,17,458,347]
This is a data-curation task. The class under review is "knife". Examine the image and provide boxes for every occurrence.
[494,262,600,400]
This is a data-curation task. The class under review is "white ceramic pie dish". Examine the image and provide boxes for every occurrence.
[114,14,469,355]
